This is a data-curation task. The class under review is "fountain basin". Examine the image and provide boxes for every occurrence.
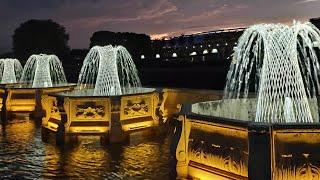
[0,83,76,120]
[41,87,161,144]
[175,100,320,180]
[160,89,223,121]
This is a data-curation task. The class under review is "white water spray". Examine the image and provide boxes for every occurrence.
[78,45,141,96]
[0,58,23,83]
[20,54,67,87]
[224,22,320,123]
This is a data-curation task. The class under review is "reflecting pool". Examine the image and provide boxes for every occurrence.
[0,116,174,179]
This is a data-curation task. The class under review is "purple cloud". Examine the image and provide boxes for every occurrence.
[0,0,319,53]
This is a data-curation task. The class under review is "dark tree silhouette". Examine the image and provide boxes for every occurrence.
[12,19,70,63]
[168,38,176,47]
[90,31,152,61]
[177,34,186,46]
[310,17,320,30]
[0,52,15,59]
[187,35,194,46]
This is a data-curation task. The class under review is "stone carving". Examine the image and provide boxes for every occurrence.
[151,93,160,122]
[188,124,248,177]
[273,131,320,180]
[123,99,148,116]
[41,95,61,125]
[120,93,160,122]
[159,90,168,121]
[76,102,105,118]
[275,153,320,180]
[50,100,59,116]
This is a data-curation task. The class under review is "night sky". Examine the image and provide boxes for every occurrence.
[0,0,320,53]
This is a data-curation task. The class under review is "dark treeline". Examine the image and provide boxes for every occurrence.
[12,19,70,64]
[4,19,154,64]
[90,31,152,60]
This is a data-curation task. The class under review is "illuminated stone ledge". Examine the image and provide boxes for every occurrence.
[0,83,76,120]
[175,103,320,180]
[160,89,223,121]
[41,87,161,144]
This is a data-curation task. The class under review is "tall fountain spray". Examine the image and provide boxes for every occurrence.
[177,22,320,180]
[78,45,141,96]
[20,54,67,87]
[41,45,158,144]
[0,58,23,84]
[223,22,320,123]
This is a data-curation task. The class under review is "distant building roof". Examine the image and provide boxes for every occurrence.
[184,27,246,37]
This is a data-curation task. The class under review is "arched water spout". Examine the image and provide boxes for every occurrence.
[255,26,313,123]
[223,22,320,123]
[20,54,67,87]
[0,58,23,83]
[78,45,141,96]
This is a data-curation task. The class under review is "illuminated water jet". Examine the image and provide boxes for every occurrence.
[20,54,67,87]
[176,22,320,180]
[0,58,23,84]
[221,22,320,123]
[41,45,159,144]
[78,45,141,95]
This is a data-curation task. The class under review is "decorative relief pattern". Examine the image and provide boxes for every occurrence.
[123,99,148,116]
[274,132,320,180]
[159,91,168,121]
[151,93,160,122]
[121,95,152,120]
[76,102,105,118]
[50,99,60,119]
[41,95,61,125]
[275,153,320,180]
[188,123,248,177]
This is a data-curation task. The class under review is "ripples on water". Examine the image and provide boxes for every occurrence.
[0,116,174,179]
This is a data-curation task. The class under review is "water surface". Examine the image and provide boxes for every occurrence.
[0,116,174,179]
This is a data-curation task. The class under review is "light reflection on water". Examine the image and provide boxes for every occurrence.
[0,117,173,179]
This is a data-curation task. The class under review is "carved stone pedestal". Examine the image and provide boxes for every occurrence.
[41,87,160,145]
[0,83,75,121]
[31,89,45,121]
[176,103,320,180]
[109,97,128,143]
